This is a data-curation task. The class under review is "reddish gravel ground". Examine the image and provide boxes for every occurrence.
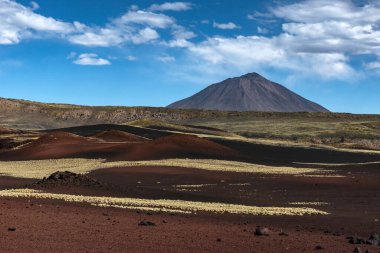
[1,198,379,253]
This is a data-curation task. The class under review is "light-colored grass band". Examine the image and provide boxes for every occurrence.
[0,158,337,179]
[0,189,329,216]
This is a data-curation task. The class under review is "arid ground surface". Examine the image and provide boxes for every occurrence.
[0,123,380,252]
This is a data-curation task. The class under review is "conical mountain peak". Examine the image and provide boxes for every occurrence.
[168,72,329,112]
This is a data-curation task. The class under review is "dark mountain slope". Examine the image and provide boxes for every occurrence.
[168,73,329,112]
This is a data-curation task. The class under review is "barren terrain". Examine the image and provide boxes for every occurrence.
[1,121,380,252]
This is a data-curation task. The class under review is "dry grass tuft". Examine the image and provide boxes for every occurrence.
[0,189,329,216]
[0,158,337,179]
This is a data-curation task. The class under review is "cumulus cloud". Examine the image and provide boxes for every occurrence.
[213,22,240,30]
[116,10,174,29]
[131,27,160,44]
[184,0,380,79]
[3,0,380,80]
[0,0,74,44]
[148,2,192,12]
[68,10,181,47]
[272,0,380,24]
[68,27,126,47]
[0,1,192,48]
[73,53,111,66]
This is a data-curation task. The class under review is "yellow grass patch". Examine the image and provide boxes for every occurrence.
[295,174,346,178]
[0,158,337,179]
[289,202,329,206]
[115,159,334,176]
[173,184,217,188]
[0,159,107,179]
[293,161,380,167]
[0,189,329,216]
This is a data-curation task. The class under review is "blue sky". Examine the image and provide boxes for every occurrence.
[1,0,380,113]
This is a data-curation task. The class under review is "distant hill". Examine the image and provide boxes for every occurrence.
[168,72,329,112]
[0,94,374,131]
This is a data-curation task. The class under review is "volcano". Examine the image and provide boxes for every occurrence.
[168,72,329,112]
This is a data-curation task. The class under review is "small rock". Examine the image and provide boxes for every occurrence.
[349,237,366,245]
[279,232,288,236]
[353,247,362,253]
[216,238,221,242]
[254,226,269,236]
[8,227,16,232]
[366,233,379,245]
[314,245,324,250]
[138,220,155,226]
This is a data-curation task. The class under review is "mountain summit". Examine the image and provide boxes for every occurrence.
[167,73,329,112]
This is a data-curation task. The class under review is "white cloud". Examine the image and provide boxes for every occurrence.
[272,0,380,24]
[73,53,111,66]
[131,27,159,44]
[184,0,380,80]
[67,9,185,47]
[157,54,176,63]
[148,2,192,12]
[213,22,240,30]
[366,61,380,69]
[68,27,126,47]
[167,24,195,48]
[257,26,269,34]
[127,55,137,61]
[116,10,174,29]
[0,0,74,44]
[0,1,191,48]
[189,36,285,66]
[30,1,39,10]
[187,33,356,79]
[130,5,139,11]
[247,11,276,23]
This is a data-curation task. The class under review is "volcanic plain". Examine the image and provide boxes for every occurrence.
[1,120,380,253]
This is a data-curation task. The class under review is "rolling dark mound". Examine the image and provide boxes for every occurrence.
[168,72,329,112]
[93,130,147,142]
[0,131,102,160]
[116,134,240,161]
[30,131,92,146]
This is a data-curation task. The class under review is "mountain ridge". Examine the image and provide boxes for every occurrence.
[168,72,329,112]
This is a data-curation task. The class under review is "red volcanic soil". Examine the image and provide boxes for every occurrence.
[29,131,92,145]
[0,131,109,160]
[110,134,240,161]
[0,132,241,161]
[2,198,377,253]
[93,130,147,142]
